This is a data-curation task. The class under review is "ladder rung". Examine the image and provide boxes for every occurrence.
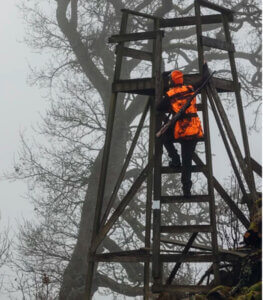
[160,254,215,263]
[202,36,235,52]
[161,165,207,174]
[109,30,164,43]
[198,0,234,16]
[161,225,212,233]
[112,78,154,95]
[161,195,211,204]
[121,8,158,20]
[160,14,233,28]
[117,46,153,61]
[152,284,213,294]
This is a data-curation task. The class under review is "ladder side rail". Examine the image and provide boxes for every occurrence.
[152,20,163,284]
[144,18,160,300]
[205,86,248,199]
[85,11,129,299]
[194,0,220,284]
[222,14,257,204]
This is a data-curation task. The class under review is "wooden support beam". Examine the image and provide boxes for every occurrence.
[202,36,235,52]
[193,153,250,229]
[166,233,198,285]
[91,160,154,252]
[118,46,153,61]
[159,14,233,28]
[93,251,240,263]
[112,75,237,95]
[161,165,206,174]
[109,30,164,43]
[161,225,212,233]
[198,0,234,16]
[245,157,262,177]
[121,8,159,20]
[152,284,213,294]
[161,195,210,204]
[160,238,247,258]
[100,99,150,227]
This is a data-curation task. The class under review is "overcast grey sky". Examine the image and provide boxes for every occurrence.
[0,0,49,229]
[0,0,261,298]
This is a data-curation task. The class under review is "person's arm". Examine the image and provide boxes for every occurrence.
[157,94,171,112]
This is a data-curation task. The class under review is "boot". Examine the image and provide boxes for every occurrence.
[169,154,181,168]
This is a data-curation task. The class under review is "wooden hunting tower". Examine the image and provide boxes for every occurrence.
[85,0,260,298]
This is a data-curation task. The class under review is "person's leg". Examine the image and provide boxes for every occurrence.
[162,127,181,167]
[181,139,197,196]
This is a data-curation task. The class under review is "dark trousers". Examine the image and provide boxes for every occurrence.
[162,128,197,192]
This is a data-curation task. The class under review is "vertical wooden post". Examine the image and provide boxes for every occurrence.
[85,12,128,299]
[152,20,163,284]
[222,14,257,205]
[194,0,220,284]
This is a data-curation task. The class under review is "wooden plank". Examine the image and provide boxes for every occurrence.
[161,225,212,233]
[192,153,250,228]
[118,46,153,61]
[113,75,237,95]
[202,36,235,52]
[94,249,150,263]
[152,284,213,293]
[160,238,247,258]
[161,165,207,174]
[112,78,155,95]
[166,233,198,285]
[109,30,164,43]
[91,160,154,252]
[121,8,159,20]
[161,195,210,204]
[160,14,233,28]
[198,0,234,16]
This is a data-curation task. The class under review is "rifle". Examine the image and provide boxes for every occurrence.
[156,70,216,138]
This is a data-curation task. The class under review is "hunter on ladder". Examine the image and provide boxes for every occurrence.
[157,63,209,197]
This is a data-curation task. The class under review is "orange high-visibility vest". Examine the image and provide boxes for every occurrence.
[166,85,204,140]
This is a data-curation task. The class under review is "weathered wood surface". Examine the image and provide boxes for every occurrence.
[247,157,262,177]
[117,46,153,61]
[202,36,235,52]
[109,30,164,43]
[160,224,212,233]
[121,8,159,20]
[152,284,214,293]
[161,237,247,258]
[161,165,207,174]
[160,14,233,27]
[112,75,238,95]
[198,0,234,16]
[160,195,210,203]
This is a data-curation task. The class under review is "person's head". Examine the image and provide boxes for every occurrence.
[168,70,183,87]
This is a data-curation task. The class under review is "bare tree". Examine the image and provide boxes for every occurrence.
[8,0,261,298]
